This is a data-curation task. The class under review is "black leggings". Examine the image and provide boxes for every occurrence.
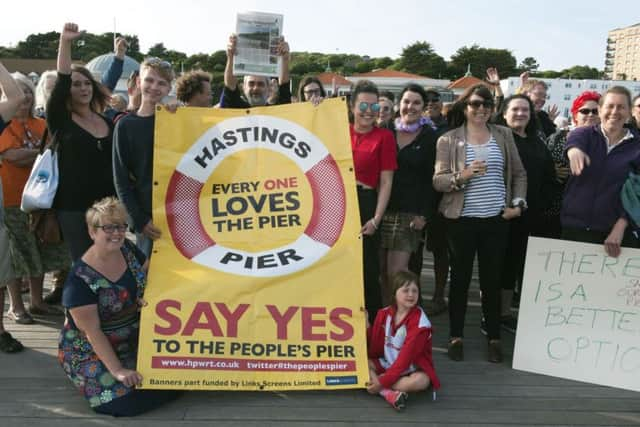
[357,187,382,322]
[446,216,508,340]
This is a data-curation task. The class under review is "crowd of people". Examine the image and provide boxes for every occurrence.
[1,21,640,416]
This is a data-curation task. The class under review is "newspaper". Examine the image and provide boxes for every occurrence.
[234,11,284,77]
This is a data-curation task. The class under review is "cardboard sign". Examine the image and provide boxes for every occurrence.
[513,237,640,392]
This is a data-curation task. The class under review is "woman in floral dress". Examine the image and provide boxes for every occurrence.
[58,197,177,416]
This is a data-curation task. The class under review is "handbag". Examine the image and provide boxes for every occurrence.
[21,129,59,213]
[29,209,62,244]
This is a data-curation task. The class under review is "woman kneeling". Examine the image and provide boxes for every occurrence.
[58,197,178,416]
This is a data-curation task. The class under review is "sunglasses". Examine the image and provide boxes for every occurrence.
[95,223,128,234]
[425,96,440,103]
[578,108,598,115]
[358,102,381,113]
[467,100,494,109]
[144,57,172,69]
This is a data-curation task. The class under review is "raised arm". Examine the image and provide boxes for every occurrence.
[0,61,26,122]
[101,36,127,92]
[57,23,83,75]
[278,36,290,85]
[224,34,238,90]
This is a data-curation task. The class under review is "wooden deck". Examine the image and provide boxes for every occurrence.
[1,256,639,426]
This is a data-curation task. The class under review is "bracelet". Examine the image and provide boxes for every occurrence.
[369,218,378,230]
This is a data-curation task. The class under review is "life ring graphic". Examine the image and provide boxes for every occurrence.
[165,115,346,277]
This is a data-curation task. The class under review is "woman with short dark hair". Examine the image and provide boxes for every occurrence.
[434,84,527,363]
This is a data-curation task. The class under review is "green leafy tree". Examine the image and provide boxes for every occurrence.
[395,41,447,77]
[15,31,60,58]
[560,65,602,79]
[449,45,517,79]
[519,57,539,72]
[375,56,395,69]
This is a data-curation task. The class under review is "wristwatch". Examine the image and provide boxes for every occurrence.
[512,199,527,211]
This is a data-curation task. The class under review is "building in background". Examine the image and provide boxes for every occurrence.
[605,22,640,81]
[500,77,640,120]
[346,69,450,97]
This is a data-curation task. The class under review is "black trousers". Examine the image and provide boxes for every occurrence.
[446,216,508,340]
[357,187,382,322]
[501,215,530,292]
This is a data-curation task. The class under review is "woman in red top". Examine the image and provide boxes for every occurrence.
[367,271,440,411]
[349,80,396,321]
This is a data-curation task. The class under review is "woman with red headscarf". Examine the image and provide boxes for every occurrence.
[539,91,601,238]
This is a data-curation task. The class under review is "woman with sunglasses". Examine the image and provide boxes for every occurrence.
[59,197,178,416]
[562,86,640,257]
[379,84,437,304]
[493,95,556,332]
[48,23,115,262]
[541,91,601,239]
[433,84,526,363]
[349,80,397,322]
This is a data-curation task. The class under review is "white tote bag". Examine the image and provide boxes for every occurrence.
[20,147,59,213]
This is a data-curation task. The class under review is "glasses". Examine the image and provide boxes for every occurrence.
[304,89,322,97]
[380,106,392,112]
[467,100,494,109]
[94,223,128,234]
[144,57,172,69]
[578,108,598,115]
[425,96,440,103]
[358,102,381,113]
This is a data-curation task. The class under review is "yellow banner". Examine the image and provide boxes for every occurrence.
[137,98,368,390]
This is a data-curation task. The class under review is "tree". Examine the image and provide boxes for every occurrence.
[560,65,602,79]
[395,41,447,77]
[519,57,539,72]
[375,56,395,69]
[147,43,168,58]
[449,45,517,79]
[15,31,60,59]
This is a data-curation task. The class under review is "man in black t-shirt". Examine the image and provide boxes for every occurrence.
[219,34,291,108]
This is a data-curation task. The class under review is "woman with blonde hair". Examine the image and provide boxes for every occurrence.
[59,197,178,416]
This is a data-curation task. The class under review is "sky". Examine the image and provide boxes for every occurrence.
[2,0,638,73]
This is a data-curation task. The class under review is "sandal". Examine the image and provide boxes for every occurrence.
[0,331,24,353]
[6,310,34,325]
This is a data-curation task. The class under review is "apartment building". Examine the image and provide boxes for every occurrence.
[605,23,640,81]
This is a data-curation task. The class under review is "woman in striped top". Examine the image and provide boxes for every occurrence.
[433,84,527,363]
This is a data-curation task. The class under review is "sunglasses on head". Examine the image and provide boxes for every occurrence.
[578,108,598,115]
[467,99,494,109]
[358,102,381,113]
[144,57,172,69]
